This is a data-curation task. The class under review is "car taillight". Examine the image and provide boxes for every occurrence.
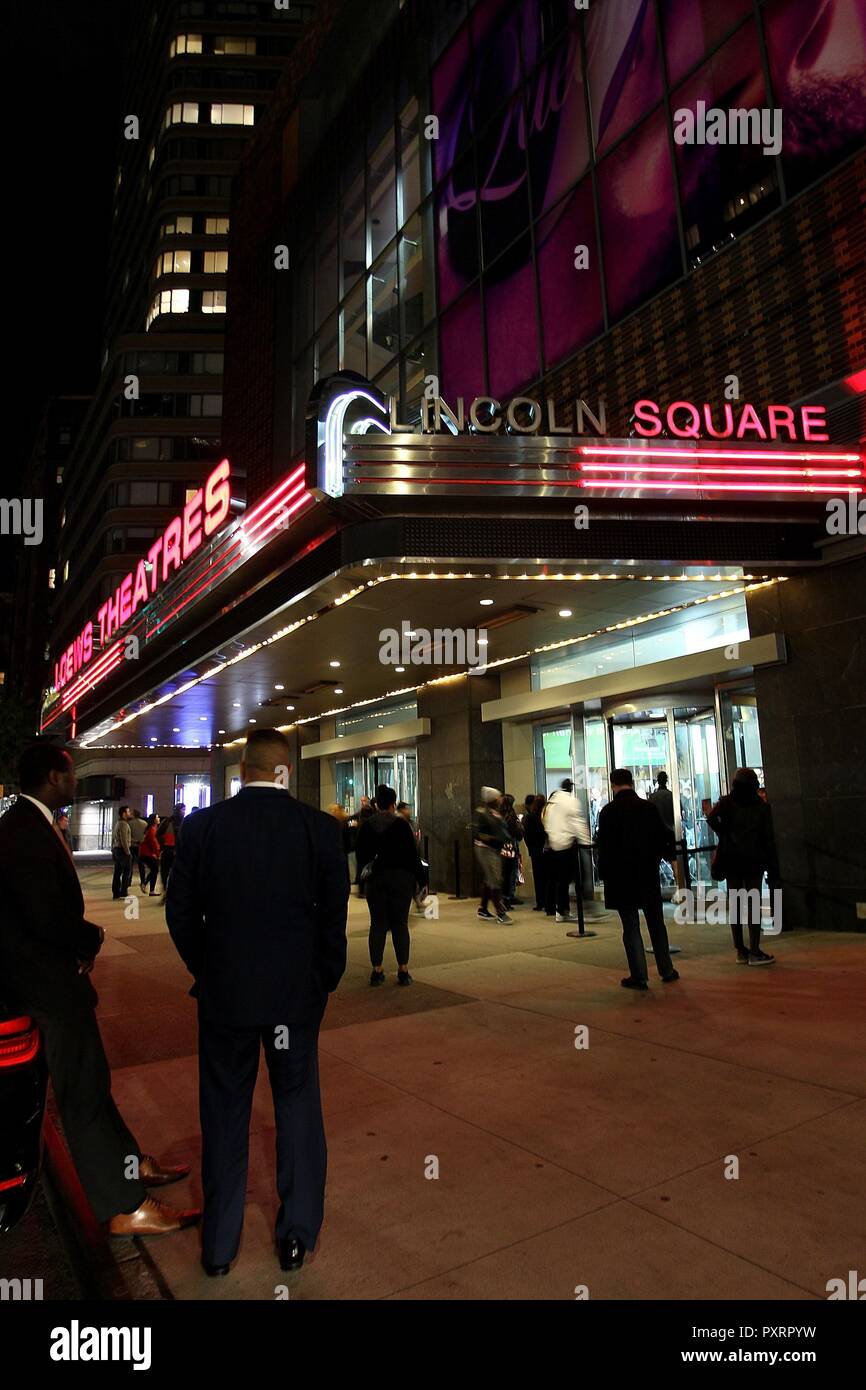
[0,1016,39,1067]
[0,1175,27,1192]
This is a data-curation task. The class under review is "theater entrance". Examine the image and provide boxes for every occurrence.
[606,696,724,886]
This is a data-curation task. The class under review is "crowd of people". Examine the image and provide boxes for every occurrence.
[0,732,779,1279]
[110,803,187,900]
[473,768,779,988]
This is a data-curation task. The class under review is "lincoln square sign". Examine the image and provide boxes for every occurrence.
[306,371,863,502]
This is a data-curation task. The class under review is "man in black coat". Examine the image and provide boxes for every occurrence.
[0,743,199,1233]
[596,768,679,990]
[165,728,349,1277]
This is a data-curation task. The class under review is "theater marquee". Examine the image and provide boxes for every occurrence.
[306,372,863,504]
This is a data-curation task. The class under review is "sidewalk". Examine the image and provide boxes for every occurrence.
[76,863,866,1301]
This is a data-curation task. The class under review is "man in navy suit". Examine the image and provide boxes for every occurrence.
[166,728,349,1277]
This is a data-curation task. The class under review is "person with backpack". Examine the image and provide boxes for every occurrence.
[356,785,424,986]
[707,769,779,966]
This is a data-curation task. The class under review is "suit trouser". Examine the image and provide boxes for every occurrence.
[32,1004,146,1221]
[619,900,674,982]
[198,1015,326,1265]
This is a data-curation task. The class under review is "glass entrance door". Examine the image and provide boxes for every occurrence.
[674,710,721,886]
[607,700,722,889]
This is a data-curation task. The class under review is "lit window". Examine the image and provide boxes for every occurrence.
[163,102,199,131]
[148,145,156,169]
[169,33,203,57]
[213,36,256,55]
[162,215,194,236]
[210,103,254,126]
[63,560,69,582]
[203,251,228,274]
[205,216,230,235]
[156,250,192,276]
[48,569,56,589]
[201,290,227,314]
[147,288,190,328]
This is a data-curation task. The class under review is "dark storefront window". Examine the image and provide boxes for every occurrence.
[285,0,866,452]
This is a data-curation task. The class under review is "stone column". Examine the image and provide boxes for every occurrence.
[417,672,504,897]
[745,553,866,931]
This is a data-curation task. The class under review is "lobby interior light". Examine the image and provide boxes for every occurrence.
[559,608,573,617]
[275,683,284,690]
[395,665,405,672]
[480,598,493,606]
[286,704,295,711]
[329,660,340,667]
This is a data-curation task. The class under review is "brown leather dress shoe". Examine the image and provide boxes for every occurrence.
[108,1195,201,1237]
[139,1153,192,1186]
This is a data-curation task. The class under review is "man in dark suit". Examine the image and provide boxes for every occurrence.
[0,742,199,1234]
[596,768,680,990]
[165,728,349,1277]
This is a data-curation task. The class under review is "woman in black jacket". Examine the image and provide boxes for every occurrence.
[355,785,424,987]
[522,795,549,911]
[500,793,524,908]
[707,768,779,966]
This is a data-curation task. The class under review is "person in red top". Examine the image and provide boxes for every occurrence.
[139,814,161,896]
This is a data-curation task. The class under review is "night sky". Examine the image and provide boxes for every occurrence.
[12,0,134,477]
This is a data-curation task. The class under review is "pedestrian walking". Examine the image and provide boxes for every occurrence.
[165,729,349,1276]
[473,787,513,924]
[707,768,779,966]
[500,793,524,908]
[596,768,679,990]
[138,814,162,895]
[356,786,424,985]
[0,744,198,1236]
[111,805,133,900]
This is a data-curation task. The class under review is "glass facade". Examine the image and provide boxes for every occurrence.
[531,593,751,690]
[286,0,865,455]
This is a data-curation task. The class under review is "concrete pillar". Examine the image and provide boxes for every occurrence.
[417,672,503,896]
[746,553,866,931]
[290,724,320,808]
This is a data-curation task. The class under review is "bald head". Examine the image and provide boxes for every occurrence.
[241,729,292,787]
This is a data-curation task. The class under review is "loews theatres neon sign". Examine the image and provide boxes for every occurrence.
[53,460,231,694]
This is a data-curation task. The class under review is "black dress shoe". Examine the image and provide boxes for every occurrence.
[278,1235,306,1271]
[202,1259,230,1277]
[621,976,649,990]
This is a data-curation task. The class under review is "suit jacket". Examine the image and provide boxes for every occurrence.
[165,787,349,1026]
[0,798,103,1017]
[596,789,675,910]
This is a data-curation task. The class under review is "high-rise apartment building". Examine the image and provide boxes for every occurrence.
[50,0,316,670]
